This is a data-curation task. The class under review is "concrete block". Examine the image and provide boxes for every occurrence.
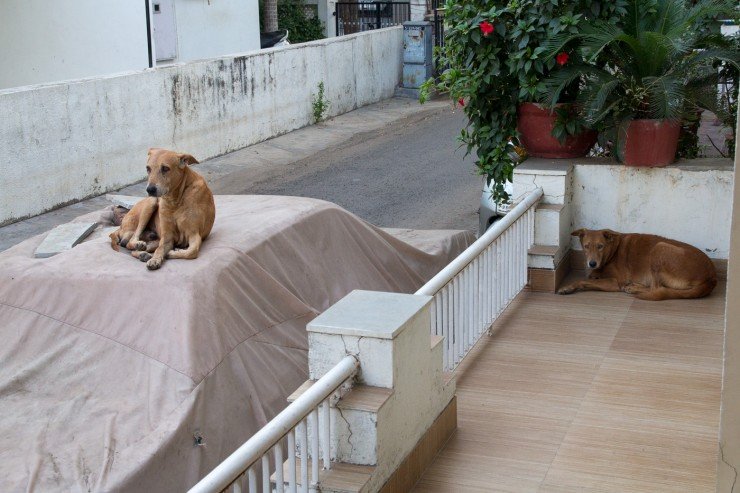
[534,205,562,246]
[34,222,97,258]
[308,290,432,340]
[106,194,143,210]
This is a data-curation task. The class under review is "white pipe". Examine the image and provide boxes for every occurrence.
[416,188,543,297]
[188,355,359,493]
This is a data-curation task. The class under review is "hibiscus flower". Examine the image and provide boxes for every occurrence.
[479,21,494,37]
[556,52,569,66]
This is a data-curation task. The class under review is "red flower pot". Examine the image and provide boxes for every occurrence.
[617,119,681,167]
[517,103,597,159]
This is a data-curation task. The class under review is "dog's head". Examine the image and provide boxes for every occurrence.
[572,228,620,270]
[145,148,199,198]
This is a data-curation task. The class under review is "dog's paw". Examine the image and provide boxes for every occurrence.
[130,240,148,251]
[166,249,182,259]
[623,284,646,295]
[557,286,576,295]
[146,257,162,270]
[137,252,152,262]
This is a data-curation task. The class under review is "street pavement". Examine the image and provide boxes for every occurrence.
[0,97,483,252]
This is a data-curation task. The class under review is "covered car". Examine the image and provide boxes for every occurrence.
[0,195,473,492]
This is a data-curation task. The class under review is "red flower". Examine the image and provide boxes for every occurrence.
[479,21,494,37]
[556,52,569,66]
[458,98,465,107]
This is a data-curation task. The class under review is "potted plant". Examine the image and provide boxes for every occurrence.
[541,0,739,167]
[421,1,627,202]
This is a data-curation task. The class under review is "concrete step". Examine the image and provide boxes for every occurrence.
[271,459,375,493]
[288,381,393,414]
[528,243,567,269]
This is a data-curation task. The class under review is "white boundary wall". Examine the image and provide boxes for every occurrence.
[571,162,734,259]
[0,27,403,226]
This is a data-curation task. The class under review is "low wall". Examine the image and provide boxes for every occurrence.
[571,160,734,259]
[0,27,403,226]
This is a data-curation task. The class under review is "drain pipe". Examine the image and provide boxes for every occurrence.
[145,0,157,68]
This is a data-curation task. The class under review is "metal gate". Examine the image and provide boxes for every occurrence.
[335,2,411,36]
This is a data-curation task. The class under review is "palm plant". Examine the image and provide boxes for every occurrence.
[540,0,739,131]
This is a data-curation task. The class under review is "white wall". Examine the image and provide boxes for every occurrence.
[0,0,149,90]
[172,0,260,62]
[570,162,734,259]
[0,27,404,225]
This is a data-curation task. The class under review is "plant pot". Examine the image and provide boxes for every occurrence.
[517,103,597,158]
[616,119,681,167]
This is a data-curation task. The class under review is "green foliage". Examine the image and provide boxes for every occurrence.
[312,81,330,123]
[541,0,740,135]
[422,0,628,203]
[259,0,325,43]
[717,31,740,156]
[551,106,588,144]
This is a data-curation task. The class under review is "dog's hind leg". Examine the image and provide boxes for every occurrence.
[126,198,158,251]
[166,235,202,260]
[632,279,717,301]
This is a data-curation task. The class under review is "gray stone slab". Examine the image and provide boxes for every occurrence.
[106,194,142,210]
[34,222,98,258]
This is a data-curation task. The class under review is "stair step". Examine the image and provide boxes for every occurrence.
[271,459,374,493]
[528,244,559,256]
[288,380,393,413]
[536,203,564,212]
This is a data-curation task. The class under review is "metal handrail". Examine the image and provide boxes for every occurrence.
[416,188,543,297]
[188,355,359,493]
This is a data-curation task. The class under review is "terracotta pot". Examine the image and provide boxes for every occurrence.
[617,119,681,167]
[517,103,597,158]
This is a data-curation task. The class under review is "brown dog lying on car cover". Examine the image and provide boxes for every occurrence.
[109,148,215,270]
[557,228,716,301]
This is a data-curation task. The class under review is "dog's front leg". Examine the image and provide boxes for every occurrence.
[558,278,621,295]
[126,197,158,251]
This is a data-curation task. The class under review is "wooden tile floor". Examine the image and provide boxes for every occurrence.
[413,278,726,493]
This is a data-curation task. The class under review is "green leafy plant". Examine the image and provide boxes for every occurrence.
[259,0,325,43]
[716,31,739,156]
[312,81,330,123]
[541,0,740,136]
[551,106,588,144]
[421,1,627,202]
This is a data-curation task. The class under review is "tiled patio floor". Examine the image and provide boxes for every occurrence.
[413,276,726,492]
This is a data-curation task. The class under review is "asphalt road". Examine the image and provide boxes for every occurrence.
[0,101,482,252]
[215,107,482,232]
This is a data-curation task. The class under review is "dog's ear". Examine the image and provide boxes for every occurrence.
[603,229,620,242]
[571,228,586,239]
[147,147,163,157]
[178,153,199,168]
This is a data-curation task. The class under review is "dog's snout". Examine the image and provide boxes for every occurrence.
[588,260,597,268]
[146,185,157,196]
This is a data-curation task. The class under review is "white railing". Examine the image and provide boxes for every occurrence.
[416,188,543,370]
[189,355,359,493]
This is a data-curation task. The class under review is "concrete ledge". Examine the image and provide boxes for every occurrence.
[378,396,457,493]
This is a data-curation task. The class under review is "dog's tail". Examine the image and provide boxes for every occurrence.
[109,230,121,252]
